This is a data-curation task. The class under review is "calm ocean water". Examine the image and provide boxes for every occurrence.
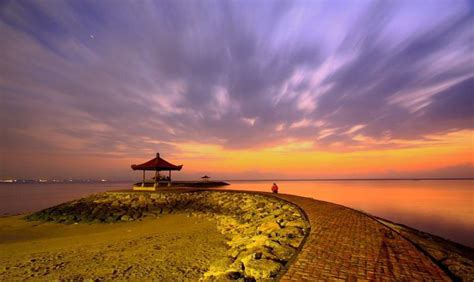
[1,180,473,247]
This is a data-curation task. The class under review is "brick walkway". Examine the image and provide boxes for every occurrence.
[272,193,451,281]
[121,188,452,280]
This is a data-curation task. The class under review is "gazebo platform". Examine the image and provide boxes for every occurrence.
[131,153,229,191]
[133,180,229,190]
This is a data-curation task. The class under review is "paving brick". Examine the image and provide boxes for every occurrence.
[272,194,451,281]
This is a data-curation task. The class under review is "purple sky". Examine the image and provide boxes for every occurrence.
[0,0,473,179]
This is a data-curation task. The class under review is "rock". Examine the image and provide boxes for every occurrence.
[271,226,303,241]
[106,214,120,222]
[138,195,147,203]
[131,212,142,220]
[269,243,295,262]
[270,208,284,217]
[226,271,242,280]
[202,257,242,279]
[236,246,277,263]
[111,201,121,208]
[216,216,241,234]
[288,236,304,249]
[142,212,157,218]
[257,221,281,235]
[243,258,281,279]
[120,215,130,221]
[244,235,269,250]
[228,247,244,259]
[284,219,307,229]
[264,239,281,249]
[227,235,253,249]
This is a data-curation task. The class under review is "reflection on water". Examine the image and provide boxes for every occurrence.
[0,180,472,247]
[224,180,474,247]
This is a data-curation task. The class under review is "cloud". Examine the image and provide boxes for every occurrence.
[0,0,472,176]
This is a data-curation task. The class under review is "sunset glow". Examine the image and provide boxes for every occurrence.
[0,1,472,180]
[161,129,474,179]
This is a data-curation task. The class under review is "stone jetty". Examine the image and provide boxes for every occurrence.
[27,191,309,280]
[25,189,474,281]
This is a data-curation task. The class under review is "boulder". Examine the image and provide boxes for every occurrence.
[228,247,244,259]
[284,219,307,229]
[236,246,278,262]
[111,201,121,208]
[288,236,304,249]
[120,215,131,221]
[227,235,253,248]
[244,235,270,250]
[269,243,295,262]
[243,258,281,279]
[216,216,241,234]
[264,239,282,249]
[268,209,285,219]
[271,226,303,242]
[257,221,281,235]
[202,257,243,280]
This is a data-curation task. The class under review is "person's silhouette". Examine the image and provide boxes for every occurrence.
[271,183,279,194]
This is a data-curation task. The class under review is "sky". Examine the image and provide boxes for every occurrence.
[0,0,473,180]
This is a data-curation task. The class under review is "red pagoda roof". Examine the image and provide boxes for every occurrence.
[131,153,183,171]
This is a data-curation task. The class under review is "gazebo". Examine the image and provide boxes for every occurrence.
[201,175,210,182]
[131,153,183,190]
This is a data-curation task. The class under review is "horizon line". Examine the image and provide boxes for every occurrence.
[2,177,473,183]
[222,177,474,182]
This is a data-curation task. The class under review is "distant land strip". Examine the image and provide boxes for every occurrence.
[1,177,473,184]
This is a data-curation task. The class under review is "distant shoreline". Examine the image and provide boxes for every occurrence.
[1,177,473,184]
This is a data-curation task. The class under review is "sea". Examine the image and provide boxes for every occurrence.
[0,179,472,247]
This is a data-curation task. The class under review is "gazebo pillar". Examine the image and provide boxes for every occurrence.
[141,170,145,187]
[168,170,172,187]
[154,169,158,188]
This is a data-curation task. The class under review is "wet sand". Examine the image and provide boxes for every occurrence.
[0,214,227,280]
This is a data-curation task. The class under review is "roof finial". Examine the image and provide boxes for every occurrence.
[156,152,160,158]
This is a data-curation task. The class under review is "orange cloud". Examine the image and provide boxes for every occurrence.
[173,130,473,178]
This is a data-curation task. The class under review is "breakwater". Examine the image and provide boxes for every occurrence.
[27,191,309,280]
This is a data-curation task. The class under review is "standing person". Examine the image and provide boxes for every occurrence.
[271,183,279,194]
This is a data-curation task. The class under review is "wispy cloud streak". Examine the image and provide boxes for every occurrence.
[0,0,472,177]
